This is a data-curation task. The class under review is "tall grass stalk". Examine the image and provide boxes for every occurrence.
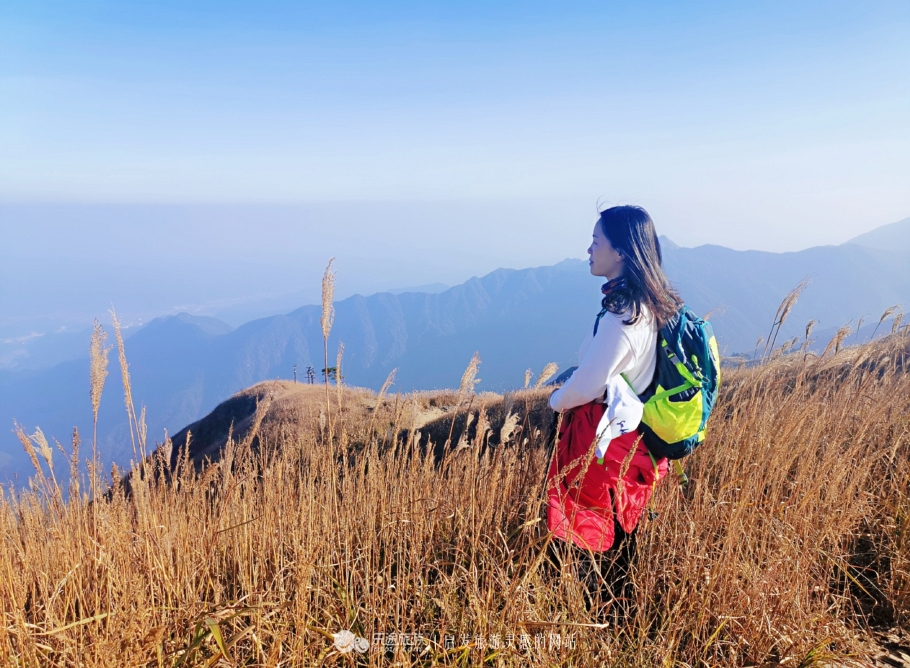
[89,320,110,453]
[762,278,809,361]
[367,368,397,438]
[334,341,344,428]
[871,305,900,341]
[109,308,143,463]
[320,258,336,438]
[444,352,481,451]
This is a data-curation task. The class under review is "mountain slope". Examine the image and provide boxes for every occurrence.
[666,243,910,354]
[847,217,910,252]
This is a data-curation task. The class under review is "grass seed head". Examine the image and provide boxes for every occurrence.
[459,352,481,395]
[878,306,898,327]
[499,411,521,444]
[89,319,110,425]
[821,321,854,358]
[534,362,559,389]
[778,278,809,326]
[14,420,43,476]
[109,307,139,458]
[805,319,818,342]
[31,427,54,472]
[321,258,336,341]
[377,368,397,402]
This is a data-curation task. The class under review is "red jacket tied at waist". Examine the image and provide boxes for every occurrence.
[546,400,668,552]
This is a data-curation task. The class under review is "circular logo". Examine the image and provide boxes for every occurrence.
[333,630,356,653]
[333,630,369,654]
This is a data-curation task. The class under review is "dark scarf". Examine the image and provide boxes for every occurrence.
[601,276,627,303]
[593,277,629,335]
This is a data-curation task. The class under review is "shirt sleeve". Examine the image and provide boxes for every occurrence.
[548,315,635,413]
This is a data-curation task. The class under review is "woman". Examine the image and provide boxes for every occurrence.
[546,205,682,594]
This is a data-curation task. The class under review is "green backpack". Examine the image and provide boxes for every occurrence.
[635,305,721,461]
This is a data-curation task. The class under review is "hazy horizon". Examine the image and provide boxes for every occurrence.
[1,201,906,344]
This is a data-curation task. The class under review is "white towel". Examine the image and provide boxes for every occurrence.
[595,375,644,459]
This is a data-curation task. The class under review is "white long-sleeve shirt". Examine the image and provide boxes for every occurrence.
[549,306,658,413]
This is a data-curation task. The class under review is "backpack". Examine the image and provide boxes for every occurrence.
[634,305,721,461]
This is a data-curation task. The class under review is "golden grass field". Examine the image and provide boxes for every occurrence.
[2,309,909,666]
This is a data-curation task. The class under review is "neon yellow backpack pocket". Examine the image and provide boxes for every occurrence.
[641,383,704,444]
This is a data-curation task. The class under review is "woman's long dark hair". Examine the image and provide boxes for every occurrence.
[598,205,682,328]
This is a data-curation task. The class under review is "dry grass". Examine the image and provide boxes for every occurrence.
[1,333,909,666]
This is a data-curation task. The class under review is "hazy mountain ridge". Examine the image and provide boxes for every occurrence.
[846,216,910,251]
[2,220,908,482]
[666,242,910,354]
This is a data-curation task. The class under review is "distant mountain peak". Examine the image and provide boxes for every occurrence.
[845,217,910,252]
[140,312,234,337]
[552,258,587,270]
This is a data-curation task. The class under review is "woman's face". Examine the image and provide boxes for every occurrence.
[588,221,624,280]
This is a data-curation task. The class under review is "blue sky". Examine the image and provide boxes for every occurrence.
[0,1,908,333]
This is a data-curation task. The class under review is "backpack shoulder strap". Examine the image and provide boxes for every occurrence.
[593,307,608,336]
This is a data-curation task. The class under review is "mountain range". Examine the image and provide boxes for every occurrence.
[1,218,908,483]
